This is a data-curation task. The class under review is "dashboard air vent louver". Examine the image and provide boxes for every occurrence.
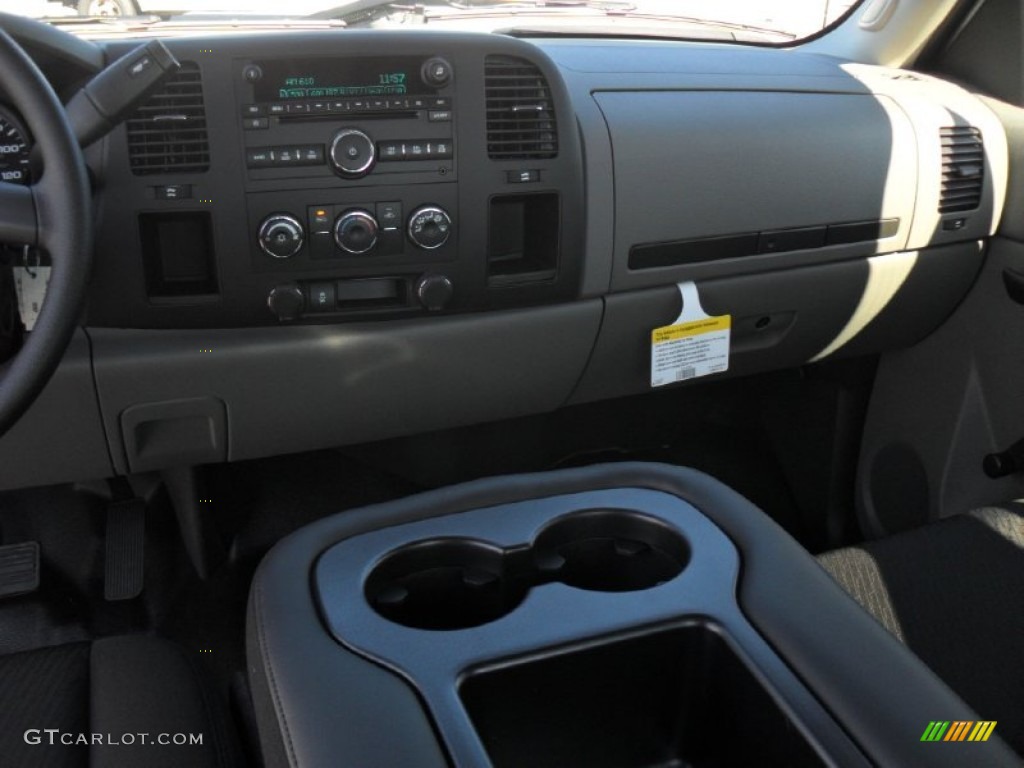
[485,56,558,160]
[126,62,210,175]
[939,126,983,213]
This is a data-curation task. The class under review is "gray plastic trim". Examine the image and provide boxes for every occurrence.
[0,330,112,490]
[858,237,1024,535]
[90,302,602,475]
[594,89,916,293]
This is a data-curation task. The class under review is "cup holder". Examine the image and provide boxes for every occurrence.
[364,509,690,630]
[533,509,689,592]
[364,539,529,631]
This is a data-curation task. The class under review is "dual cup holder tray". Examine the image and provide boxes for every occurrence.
[315,488,839,767]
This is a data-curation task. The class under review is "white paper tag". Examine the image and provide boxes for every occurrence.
[650,282,731,387]
[13,266,51,332]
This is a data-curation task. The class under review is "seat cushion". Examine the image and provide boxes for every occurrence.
[818,505,1024,754]
[0,635,239,768]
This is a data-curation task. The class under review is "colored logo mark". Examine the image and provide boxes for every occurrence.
[921,721,997,742]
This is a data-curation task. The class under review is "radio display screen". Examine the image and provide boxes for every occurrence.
[254,57,430,101]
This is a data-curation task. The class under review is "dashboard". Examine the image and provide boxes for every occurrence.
[0,25,1010,489]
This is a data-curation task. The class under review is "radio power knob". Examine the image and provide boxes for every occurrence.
[329,128,376,178]
[334,209,379,255]
[407,205,452,250]
[258,214,304,259]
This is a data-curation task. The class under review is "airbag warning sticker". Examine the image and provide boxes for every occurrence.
[651,315,731,387]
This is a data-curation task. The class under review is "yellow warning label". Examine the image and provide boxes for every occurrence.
[650,313,732,388]
[652,315,732,344]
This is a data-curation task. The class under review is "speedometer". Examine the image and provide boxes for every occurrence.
[0,107,31,186]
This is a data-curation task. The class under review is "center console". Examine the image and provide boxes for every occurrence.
[247,463,1017,768]
[88,33,585,328]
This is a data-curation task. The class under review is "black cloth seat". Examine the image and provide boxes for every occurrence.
[818,504,1024,755]
[0,634,239,768]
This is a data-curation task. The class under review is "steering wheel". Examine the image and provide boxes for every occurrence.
[0,29,92,436]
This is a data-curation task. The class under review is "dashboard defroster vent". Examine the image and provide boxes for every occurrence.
[126,62,210,175]
[485,56,558,160]
[939,126,983,213]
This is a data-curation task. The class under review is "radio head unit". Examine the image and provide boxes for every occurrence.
[238,54,456,182]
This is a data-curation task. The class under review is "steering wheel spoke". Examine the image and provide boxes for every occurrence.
[0,180,37,247]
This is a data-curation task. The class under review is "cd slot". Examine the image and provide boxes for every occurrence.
[277,110,420,122]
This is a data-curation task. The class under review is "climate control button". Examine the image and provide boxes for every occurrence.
[407,205,452,250]
[257,214,304,259]
[329,128,376,178]
[267,284,305,321]
[334,209,379,255]
[415,273,453,311]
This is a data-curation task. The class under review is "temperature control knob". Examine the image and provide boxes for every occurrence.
[329,128,376,178]
[258,214,304,259]
[407,205,452,250]
[267,284,305,321]
[334,209,379,255]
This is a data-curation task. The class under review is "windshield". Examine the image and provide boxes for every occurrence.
[7,0,863,44]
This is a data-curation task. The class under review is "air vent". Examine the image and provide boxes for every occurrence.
[127,62,210,175]
[939,126,983,213]
[485,56,558,160]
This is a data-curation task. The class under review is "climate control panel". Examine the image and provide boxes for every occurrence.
[248,184,457,270]
[256,204,455,261]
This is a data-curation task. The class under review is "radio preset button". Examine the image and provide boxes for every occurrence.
[268,103,287,115]
[300,145,324,163]
[378,141,403,161]
[406,142,428,158]
[248,145,324,169]
[246,148,275,168]
[428,110,452,123]
[241,104,264,117]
